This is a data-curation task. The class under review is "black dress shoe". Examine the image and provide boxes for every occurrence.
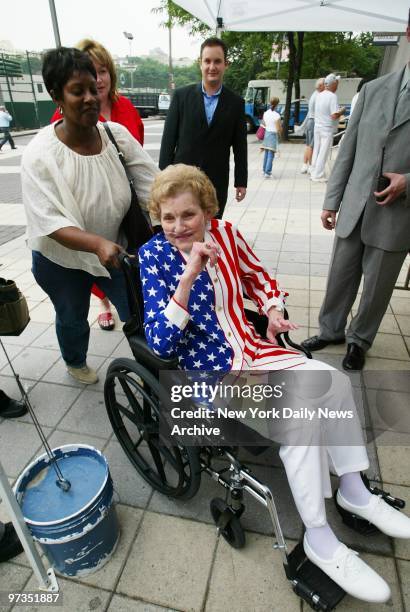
[342,343,365,371]
[0,391,27,418]
[0,523,24,562]
[301,335,345,352]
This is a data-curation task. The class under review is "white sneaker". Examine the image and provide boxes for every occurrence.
[303,535,391,603]
[264,173,271,179]
[300,163,309,174]
[67,365,99,384]
[307,166,312,174]
[337,490,410,539]
[310,176,327,183]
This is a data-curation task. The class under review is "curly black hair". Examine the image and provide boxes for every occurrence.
[42,47,97,100]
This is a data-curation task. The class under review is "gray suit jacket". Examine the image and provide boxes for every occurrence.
[324,68,410,252]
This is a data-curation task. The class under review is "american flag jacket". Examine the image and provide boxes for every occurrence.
[138,219,306,372]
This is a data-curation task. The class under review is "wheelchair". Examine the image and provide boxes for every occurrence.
[103,254,405,611]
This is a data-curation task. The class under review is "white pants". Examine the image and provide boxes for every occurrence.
[311,128,334,179]
[265,359,369,528]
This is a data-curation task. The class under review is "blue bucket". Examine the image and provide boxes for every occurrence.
[14,444,120,577]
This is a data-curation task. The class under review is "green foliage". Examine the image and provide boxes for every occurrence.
[152,0,210,35]
[116,56,200,90]
[300,32,383,79]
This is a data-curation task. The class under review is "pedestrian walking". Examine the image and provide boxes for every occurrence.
[300,77,325,174]
[310,74,345,182]
[260,97,282,178]
[0,106,17,151]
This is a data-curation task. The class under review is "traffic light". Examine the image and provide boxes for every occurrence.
[0,55,23,78]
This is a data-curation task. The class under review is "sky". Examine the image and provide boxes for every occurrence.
[2,0,203,59]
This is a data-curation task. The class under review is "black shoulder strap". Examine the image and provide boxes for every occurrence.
[103,122,127,172]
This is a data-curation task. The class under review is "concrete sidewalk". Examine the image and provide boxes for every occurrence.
[0,136,409,611]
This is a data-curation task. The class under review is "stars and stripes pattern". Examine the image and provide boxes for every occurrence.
[138,219,306,372]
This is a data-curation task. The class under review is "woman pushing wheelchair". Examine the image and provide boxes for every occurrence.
[138,164,410,604]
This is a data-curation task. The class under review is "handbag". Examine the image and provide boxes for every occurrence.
[103,123,153,250]
[256,125,265,141]
[0,278,30,336]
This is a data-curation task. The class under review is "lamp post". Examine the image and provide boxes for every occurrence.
[48,0,61,47]
[167,2,175,94]
[123,31,134,90]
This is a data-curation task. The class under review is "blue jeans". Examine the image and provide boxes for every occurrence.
[32,251,130,367]
[263,150,275,175]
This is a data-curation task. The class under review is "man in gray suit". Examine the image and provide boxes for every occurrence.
[303,17,410,370]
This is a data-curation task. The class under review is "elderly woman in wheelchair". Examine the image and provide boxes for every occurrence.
[105,164,410,609]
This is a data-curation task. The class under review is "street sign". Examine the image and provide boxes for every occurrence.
[373,33,401,46]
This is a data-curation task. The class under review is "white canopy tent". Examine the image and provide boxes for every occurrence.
[173,0,409,32]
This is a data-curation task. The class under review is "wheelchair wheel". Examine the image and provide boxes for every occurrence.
[210,497,246,549]
[104,358,201,500]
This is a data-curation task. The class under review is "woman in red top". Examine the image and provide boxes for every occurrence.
[51,38,144,330]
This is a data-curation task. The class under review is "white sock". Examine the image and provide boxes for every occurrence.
[339,472,372,506]
[305,523,341,560]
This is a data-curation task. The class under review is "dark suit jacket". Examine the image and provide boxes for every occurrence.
[159,83,248,215]
[324,67,410,252]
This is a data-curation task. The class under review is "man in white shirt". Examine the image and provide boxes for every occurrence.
[0,106,17,151]
[301,77,324,174]
[310,74,345,182]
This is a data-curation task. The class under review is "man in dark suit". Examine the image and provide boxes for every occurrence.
[159,37,247,218]
[303,16,410,371]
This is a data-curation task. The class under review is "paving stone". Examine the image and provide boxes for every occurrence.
[18,574,111,612]
[87,329,124,358]
[117,512,216,611]
[206,534,300,612]
[277,262,310,276]
[368,334,409,361]
[103,440,153,508]
[390,296,410,316]
[364,357,410,371]
[284,289,309,307]
[28,301,57,324]
[392,485,410,561]
[0,420,50,478]
[108,595,175,611]
[363,370,410,393]
[376,440,410,487]
[0,347,59,381]
[41,355,105,387]
[58,389,114,438]
[366,389,410,435]
[46,430,111,455]
[148,458,226,525]
[1,322,49,347]
[30,326,60,351]
[64,504,143,591]
[18,382,82,428]
[397,559,409,611]
[0,563,32,611]
[396,315,410,336]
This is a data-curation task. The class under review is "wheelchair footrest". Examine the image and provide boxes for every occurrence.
[333,491,379,535]
[286,542,345,611]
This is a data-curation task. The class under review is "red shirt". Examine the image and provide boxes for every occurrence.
[50,94,144,145]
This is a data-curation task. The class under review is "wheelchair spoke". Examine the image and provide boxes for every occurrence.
[115,401,143,428]
[146,441,168,484]
[118,376,142,410]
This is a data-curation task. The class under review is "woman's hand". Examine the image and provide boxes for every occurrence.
[184,241,219,279]
[266,307,299,345]
[95,238,124,268]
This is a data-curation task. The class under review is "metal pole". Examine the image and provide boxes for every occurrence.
[168,8,174,94]
[48,0,61,47]
[26,52,41,128]
[0,460,58,591]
